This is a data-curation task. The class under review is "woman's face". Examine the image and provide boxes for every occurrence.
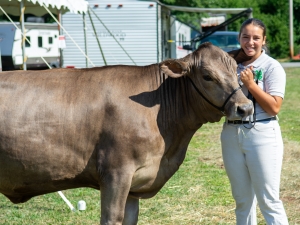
[239,23,266,61]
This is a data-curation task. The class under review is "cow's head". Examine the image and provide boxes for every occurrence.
[159,42,253,121]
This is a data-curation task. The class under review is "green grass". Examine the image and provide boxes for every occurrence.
[0,68,299,224]
[279,67,300,142]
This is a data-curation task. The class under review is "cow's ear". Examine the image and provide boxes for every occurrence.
[160,59,188,78]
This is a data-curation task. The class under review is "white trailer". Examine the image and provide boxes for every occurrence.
[173,20,192,59]
[0,22,60,70]
[61,0,191,68]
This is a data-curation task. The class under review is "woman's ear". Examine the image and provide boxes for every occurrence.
[263,36,267,46]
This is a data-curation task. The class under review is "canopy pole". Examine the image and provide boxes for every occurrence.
[0,6,51,69]
[83,12,88,68]
[58,10,63,68]
[42,4,95,67]
[20,0,26,70]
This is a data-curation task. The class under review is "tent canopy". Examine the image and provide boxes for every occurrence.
[0,0,88,16]
[0,0,88,71]
[154,0,250,15]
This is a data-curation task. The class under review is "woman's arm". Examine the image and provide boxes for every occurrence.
[240,66,283,116]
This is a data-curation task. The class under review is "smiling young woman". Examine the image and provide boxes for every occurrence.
[222,18,289,225]
[239,23,266,64]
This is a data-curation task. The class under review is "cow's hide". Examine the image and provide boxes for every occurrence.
[0,43,253,224]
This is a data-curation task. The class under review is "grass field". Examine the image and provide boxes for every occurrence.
[0,68,299,224]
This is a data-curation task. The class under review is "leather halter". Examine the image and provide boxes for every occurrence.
[187,76,242,115]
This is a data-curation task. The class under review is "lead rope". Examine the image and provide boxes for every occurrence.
[243,72,258,129]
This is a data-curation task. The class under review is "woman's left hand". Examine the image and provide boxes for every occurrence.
[240,66,255,88]
[240,66,283,116]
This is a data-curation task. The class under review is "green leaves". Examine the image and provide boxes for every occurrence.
[253,69,264,81]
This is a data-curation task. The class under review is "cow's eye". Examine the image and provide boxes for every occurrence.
[203,75,213,81]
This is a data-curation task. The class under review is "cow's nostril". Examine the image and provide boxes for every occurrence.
[237,103,253,118]
[237,106,246,118]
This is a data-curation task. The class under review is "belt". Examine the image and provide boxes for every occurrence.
[227,117,276,124]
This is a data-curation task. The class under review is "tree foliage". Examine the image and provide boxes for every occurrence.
[160,0,299,59]
[294,0,300,55]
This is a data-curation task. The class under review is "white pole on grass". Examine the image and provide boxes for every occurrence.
[57,191,76,211]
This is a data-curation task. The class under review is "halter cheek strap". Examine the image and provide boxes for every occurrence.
[187,76,241,115]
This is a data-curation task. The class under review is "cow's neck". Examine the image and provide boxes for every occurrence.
[154,73,222,135]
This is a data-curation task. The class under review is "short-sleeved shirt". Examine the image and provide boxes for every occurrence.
[237,50,286,121]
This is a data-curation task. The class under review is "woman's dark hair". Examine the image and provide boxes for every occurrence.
[239,18,267,37]
[239,18,268,53]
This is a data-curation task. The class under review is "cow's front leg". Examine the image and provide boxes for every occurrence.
[100,171,134,225]
[123,196,139,225]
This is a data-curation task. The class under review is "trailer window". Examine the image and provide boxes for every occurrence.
[25,36,30,47]
[38,36,43,47]
[48,37,53,44]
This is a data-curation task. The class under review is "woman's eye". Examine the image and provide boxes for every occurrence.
[203,75,213,81]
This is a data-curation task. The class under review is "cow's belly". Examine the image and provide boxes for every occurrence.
[0,142,99,202]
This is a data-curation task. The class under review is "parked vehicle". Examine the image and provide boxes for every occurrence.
[183,31,240,53]
[0,22,60,71]
[194,31,240,52]
[61,0,191,68]
[183,8,252,53]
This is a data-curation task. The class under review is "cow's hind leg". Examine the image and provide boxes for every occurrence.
[123,196,139,225]
[100,172,134,225]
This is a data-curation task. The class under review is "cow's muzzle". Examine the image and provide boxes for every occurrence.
[236,101,254,118]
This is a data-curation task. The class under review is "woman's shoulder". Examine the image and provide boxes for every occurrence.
[260,53,283,71]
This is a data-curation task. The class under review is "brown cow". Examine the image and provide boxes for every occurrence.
[0,43,253,224]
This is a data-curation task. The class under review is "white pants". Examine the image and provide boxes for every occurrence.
[221,120,289,225]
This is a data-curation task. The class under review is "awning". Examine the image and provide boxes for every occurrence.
[201,16,226,27]
[153,0,249,14]
[0,0,88,16]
